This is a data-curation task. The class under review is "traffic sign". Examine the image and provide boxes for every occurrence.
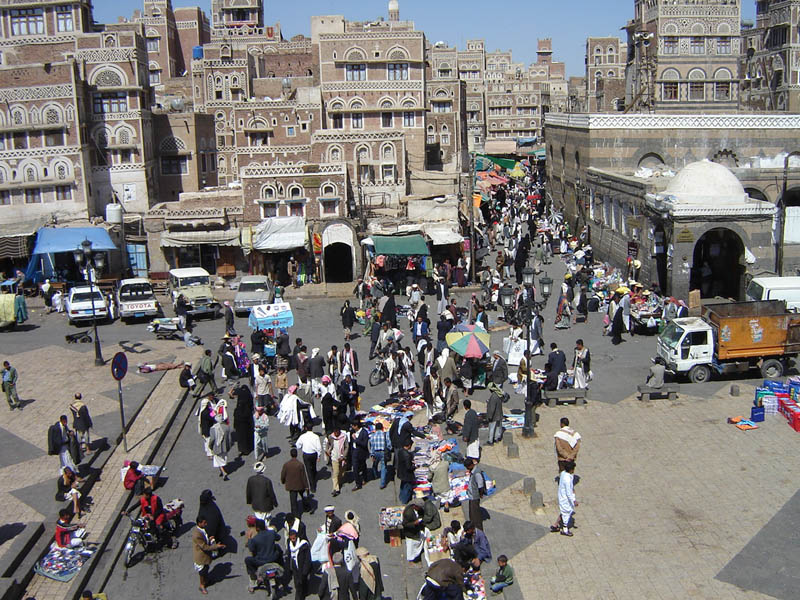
[111,351,128,381]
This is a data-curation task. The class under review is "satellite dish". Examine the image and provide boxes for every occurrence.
[169,97,185,112]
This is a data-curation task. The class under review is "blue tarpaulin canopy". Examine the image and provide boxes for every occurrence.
[32,227,117,255]
[25,227,118,282]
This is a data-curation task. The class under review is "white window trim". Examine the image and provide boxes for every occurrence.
[318,197,340,218]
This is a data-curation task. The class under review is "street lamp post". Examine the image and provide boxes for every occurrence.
[73,239,105,366]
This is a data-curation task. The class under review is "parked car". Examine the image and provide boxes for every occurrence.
[117,278,160,322]
[234,275,273,315]
[168,267,220,319]
[65,286,109,326]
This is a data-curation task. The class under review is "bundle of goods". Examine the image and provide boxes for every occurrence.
[464,571,487,600]
[34,546,96,582]
[423,532,450,565]
[378,506,404,530]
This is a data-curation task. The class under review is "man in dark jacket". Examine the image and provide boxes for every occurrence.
[547,343,567,376]
[337,374,359,419]
[276,330,291,366]
[349,420,369,491]
[461,399,480,460]
[397,440,415,504]
[340,300,356,342]
[223,301,236,336]
[69,394,93,454]
[490,351,508,386]
[369,319,382,360]
[179,364,196,394]
[485,383,504,446]
[245,520,282,593]
[318,552,357,600]
[246,462,278,521]
[197,489,226,543]
[286,529,312,599]
[280,448,308,517]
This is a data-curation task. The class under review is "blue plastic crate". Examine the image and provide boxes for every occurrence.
[750,406,765,423]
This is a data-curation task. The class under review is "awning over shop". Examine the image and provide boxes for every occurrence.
[0,219,43,259]
[160,229,241,248]
[480,145,517,163]
[32,227,117,254]
[372,234,429,256]
[425,225,463,246]
[252,216,307,253]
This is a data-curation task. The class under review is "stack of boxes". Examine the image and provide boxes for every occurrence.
[757,379,800,432]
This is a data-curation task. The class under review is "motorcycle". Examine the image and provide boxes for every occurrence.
[369,357,389,387]
[123,498,184,567]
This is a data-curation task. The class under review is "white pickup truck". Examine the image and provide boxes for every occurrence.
[117,278,160,321]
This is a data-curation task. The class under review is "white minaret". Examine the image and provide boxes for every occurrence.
[388,0,399,22]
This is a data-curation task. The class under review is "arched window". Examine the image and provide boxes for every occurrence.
[118,128,131,145]
[56,162,68,180]
[322,183,336,196]
[329,146,342,162]
[382,144,395,160]
[261,185,276,200]
[381,100,393,109]
[94,69,123,87]
[25,167,36,181]
[288,185,303,199]
[357,146,369,161]
[45,107,61,124]
[11,109,24,126]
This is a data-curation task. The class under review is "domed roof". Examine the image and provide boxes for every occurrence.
[388,0,399,9]
[663,159,747,204]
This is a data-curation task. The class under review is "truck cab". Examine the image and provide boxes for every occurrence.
[657,318,715,383]
[168,267,220,319]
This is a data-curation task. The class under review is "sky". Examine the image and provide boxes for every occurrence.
[95,0,758,78]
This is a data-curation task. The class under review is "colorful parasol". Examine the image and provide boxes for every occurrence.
[446,324,491,358]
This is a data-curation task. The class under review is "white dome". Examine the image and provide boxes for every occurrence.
[664,159,747,204]
[388,0,399,9]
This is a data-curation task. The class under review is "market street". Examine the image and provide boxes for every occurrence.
[3,285,796,599]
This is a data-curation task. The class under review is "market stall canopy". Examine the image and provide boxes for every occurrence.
[32,226,117,254]
[252,216,307,252]
[160,229,240,247]
[248,302,294,330]
[478,149,516,166]
[372,234,429,256]
[0,219,44,259]
[425,224,463,246]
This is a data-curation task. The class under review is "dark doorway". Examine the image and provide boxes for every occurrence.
[324,243,353,282]
[691,228,744,300]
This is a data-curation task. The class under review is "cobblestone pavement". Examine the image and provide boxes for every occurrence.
[4,290,799,600]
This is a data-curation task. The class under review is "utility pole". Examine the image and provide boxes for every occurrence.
[469,153,476,283]
[356,156,366,232]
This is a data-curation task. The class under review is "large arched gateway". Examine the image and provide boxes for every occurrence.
[322,222,357,282]
[691,228,744,299]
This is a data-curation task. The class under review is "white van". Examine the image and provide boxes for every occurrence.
[746,276,800,311]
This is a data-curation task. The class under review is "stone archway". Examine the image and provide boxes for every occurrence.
[691,227,745,299]
[321,222,357,283]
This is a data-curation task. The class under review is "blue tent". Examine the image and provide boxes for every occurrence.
[25,227,118,282]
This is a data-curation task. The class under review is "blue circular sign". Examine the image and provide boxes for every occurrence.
[111,352,128,381]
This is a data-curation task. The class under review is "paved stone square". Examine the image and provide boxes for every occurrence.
[2,292,799,600]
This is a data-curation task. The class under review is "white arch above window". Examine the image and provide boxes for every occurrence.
[321,182,337,196]
[349,98,364,109]
[717,23,731,35]
[714,67,733,80]
[345,47,366,61]
[663,23,678,35]
[260,185,276,199]
[91,67,126,87]
[691,23,705,35]
[661,68,680,80]
[688,68,706,80]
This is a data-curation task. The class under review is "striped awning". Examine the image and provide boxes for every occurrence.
[160,229,240,247]
[0,220,42,258]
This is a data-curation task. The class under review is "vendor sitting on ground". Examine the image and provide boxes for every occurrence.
[54,508,86,548]
[123,461,157,494]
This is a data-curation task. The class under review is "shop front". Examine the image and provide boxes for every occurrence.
[366,233,432,293]
[160,229,243,277]
[249,216,311,286]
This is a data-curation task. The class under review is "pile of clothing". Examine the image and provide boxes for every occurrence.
[378,506,404,530]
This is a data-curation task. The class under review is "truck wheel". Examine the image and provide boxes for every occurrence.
[688,364,711,384]
[761,358,784,379]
